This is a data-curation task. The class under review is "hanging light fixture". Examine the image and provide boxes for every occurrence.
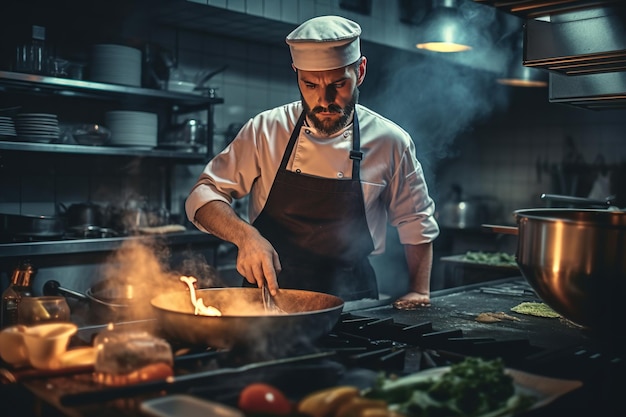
[416,0,473,53]
[497,30,548,87]
[497,63,548,87]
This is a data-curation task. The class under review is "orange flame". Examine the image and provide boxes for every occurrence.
[179,276,222,316]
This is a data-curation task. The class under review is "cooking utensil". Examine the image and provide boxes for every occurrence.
[159,119,207,150]
[0,213,65,239]
[484,208,626,341]
[58,202,104,230]
[540,193,614,208]
[43,280,153,323]
[437,184,502,229]
[150,287,344,349]
[261,283,285,314]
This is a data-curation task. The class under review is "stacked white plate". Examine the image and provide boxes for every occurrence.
[14,113,60,143]
[0,116,17,139]
[105,111,158,148]
[90,44,142,87]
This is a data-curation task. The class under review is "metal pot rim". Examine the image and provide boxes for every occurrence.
[514,208,626,227]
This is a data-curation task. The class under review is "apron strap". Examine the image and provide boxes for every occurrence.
[279,112,306,171]
[350,111,362,181]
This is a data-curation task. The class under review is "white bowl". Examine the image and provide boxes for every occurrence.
[21,322,77,370]
[0,325,29,367]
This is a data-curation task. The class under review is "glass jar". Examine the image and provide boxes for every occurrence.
[17,296,71,325]
[93,325,173,386]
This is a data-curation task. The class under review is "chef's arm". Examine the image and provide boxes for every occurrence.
[194,201,282,293]
[399,242,433,302]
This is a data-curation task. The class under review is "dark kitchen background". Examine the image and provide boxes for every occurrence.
[0,0,624,298]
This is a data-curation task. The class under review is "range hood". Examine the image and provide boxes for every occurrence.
[474,0,626,110]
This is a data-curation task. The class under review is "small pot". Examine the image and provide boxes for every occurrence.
[43,280,153,323]
[160,119,207,150]
[58,202,104,230]
[437,185,502,229]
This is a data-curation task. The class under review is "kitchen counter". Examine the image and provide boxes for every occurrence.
[2,277,624,417]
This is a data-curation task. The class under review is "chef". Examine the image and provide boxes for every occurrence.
[186,15,439,304]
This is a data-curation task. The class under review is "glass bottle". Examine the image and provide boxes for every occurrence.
[1,261,35,328]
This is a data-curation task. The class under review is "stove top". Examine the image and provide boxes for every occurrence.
[3,277,625,417]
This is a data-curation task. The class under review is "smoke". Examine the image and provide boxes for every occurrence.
[367,53,510,190]
[96,238,222,321]
[363,7,524,195]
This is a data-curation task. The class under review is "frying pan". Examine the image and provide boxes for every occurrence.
[0,213,65,239]
[150,288,344,350]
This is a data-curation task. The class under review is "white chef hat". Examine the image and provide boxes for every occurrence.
[286,15,361,71]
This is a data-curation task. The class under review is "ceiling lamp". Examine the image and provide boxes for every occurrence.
[416,0,473,52]
[497,62,548,87]
[497,31,548,87]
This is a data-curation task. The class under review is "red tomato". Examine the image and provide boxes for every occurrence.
[238,382,293,415]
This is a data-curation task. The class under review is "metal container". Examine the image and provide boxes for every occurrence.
[159,119,208,150]
[513,208,626,339]
[0,213,65,240]
[58,202,104,230]
[437,185,502,229]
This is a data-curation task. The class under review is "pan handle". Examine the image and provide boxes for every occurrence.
[43,280,88,301]
[481,224,519,235]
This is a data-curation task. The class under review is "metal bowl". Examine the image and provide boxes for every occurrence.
[71,124,111,146]
[513,209,626,340]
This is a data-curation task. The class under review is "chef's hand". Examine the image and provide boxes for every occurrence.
[236,231,282,295]
[392,291,431,310]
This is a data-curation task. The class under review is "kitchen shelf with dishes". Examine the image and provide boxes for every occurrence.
[0,70,223,161]
[0,68,226,258]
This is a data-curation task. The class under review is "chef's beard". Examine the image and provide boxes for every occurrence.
[302,88,359,136]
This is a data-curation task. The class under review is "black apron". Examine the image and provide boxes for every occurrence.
[248,110,378,301]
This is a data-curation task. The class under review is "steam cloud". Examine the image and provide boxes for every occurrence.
[366,53,510,192]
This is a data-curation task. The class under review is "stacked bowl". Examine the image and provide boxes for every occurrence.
[90,44,142,87]
[105,111,158,148]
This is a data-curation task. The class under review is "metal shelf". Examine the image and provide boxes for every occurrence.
[0,230,222,259]
[0,71,224,160]
[0,140,208,161]
[0,70,224,110]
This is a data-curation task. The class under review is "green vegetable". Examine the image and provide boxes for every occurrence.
[462,252,517,267]
[364,357,537,417]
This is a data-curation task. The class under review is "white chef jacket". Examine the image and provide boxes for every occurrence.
[186,101,439,255]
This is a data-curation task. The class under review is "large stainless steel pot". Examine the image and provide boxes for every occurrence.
[150,288,344,350]
[495,209,626,340]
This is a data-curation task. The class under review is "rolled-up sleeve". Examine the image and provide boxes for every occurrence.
[385,138,439,246]
[185,119,261,231]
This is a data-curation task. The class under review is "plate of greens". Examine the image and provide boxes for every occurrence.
[363,357,582,417]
